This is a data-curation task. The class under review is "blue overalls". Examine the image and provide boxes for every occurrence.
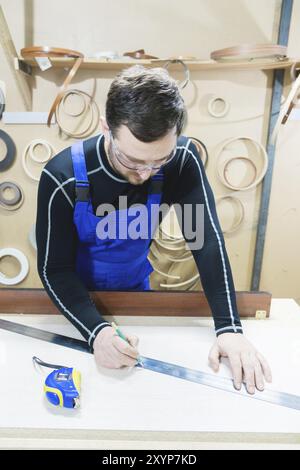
[71,140,164,291]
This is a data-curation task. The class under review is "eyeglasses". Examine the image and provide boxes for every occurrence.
[109,130,177,171]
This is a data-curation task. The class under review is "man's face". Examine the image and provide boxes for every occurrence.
[102,121,177,185]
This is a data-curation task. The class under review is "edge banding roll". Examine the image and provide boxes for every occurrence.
[189,137,209,168]
[0,181,24,211]
[61,90,87,117]
[29,140,53,163]
[0,87,5,118]
[20,46,84,126]
[163,59,190,89]
[148,259,181,280]
[221,156,258,190]
[28,224,37,251]
[208,96,230,118]
[216,195,245,234]
[0,248,29,285]
[160,272,199,289]
[149,230,197,290]
[210,44,288,62]
[0,129,16,172]
[216,137,268,191]
[165,253,193,262]
[55,89,100,138]
[22,139,55,181]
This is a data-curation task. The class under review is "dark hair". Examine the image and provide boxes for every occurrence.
[106,65,187,142]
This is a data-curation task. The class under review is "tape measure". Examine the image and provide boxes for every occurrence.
[33,356,81,409]
[1,318,300,411]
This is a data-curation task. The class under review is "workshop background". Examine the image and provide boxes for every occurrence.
[0,0,299,303]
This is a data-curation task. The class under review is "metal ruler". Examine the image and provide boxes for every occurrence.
[1,318,299,411]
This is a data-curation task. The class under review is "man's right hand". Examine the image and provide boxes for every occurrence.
[93,326,140,369]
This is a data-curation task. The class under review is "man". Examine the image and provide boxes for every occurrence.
[36,65,272,394]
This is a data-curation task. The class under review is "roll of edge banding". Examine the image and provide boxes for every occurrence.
[0,248,29,285]
[189,137,209,168]
[216,195,245,234]
[210,44,287,62]
[216,137,268,191]
[20,46,84,126]
[29,224,37,250]
[208,96,230,118]
[160,272,199,289]
[0,181,24,211]
[221,156,258,189]
[0,129,16,172]
[0,87,5,119]
[163,59,190,89]
[55,89,100,138]
[22,139,55,181]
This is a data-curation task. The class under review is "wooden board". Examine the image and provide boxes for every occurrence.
[0,298,299,449]
[0,288,271,318]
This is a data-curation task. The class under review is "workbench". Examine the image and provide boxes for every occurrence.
[0,298,299,450]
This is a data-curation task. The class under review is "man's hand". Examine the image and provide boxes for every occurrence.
[93,326,140,369]
[208,333,272,394]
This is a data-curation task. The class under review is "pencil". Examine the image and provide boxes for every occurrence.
[111,321,141,365]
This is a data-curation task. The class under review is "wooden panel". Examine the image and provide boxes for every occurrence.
[0,301,300,438]
[0,288,271,317]
[0,6,32,109]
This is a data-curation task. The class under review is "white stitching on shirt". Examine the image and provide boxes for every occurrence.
[216,326,243,334]
[41,178,92,337]
[43,169,75,208]
[96,134,128,183]
[42,164,103,207]
[179,138,191,176]
[88,322,111,346]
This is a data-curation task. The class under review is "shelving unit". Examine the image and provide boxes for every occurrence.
[16,56,300,73]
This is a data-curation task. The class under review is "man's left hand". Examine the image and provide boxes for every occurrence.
[208,333,272,394]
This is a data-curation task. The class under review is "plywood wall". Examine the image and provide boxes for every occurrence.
[0,0,299,302]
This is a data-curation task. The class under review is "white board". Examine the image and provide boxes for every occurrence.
[0,299,299,434]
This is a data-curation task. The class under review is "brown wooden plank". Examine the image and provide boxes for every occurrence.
[0,288,271,318]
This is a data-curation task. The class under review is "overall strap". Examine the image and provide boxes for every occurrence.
[71,141,90,202]
[149,167,164,195]
[147,167,164,237]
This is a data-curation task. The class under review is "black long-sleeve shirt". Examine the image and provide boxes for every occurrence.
[36,133,243,351]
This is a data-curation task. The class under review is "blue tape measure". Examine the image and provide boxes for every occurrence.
[33,356,81,409]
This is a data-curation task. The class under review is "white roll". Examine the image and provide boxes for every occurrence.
[22,139,55,181]
[28,224,37,251]
[208,96,230,118]
[29,139,53,163]
[0,248,29,285]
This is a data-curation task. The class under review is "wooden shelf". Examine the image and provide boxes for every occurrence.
[18,57,300,72]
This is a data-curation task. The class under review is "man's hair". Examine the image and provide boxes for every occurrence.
[106,65,187,142]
